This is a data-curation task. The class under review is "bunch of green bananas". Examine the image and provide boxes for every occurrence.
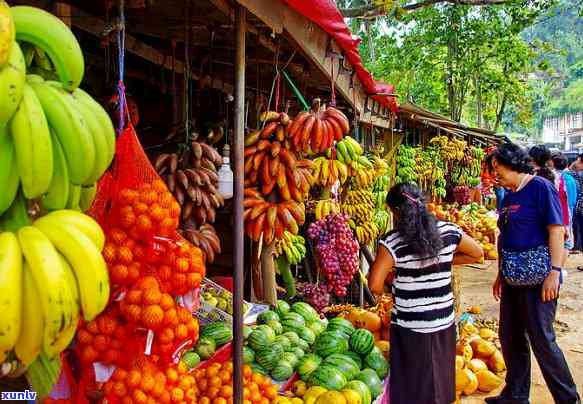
[373,174,390,193]
[395,145,418,184]
[274,231,307,265]
[374,210,391,235]
[0,5,115,216]
[374,190,388,209]
[335,136,363,165]
[0,208,109,368]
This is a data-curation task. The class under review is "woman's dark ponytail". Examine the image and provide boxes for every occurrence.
[386,183,443,257]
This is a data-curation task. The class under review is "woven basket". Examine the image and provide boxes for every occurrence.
[452,265,462,317]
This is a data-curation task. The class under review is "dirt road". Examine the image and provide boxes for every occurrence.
[459,256,583,404]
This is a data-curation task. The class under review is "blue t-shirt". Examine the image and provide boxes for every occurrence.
[499,176,563,251]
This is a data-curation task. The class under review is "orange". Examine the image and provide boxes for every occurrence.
[161,217,177,231]
[172,273,187,291]
[103,381,113,395]
[150,204,165,222]
[193,369,204,380]
[138,276,160,291]
[197,378,209,392]
[142,305,164,329]
[127,263,142,282]
[113,381,127,397]
[76,329,93,345]
[208,376,222,389]
[102,243,117,263]
[170,387,184,402]
[166,368,179,383]
[251,374,263,386]
[92,334,108,352]
[248,383,259,394]
[124,304,142,322]
[218,370,231,384]
[109,228,128,244]
[121,397,133,404]
[213,398,228,404]
[160,293,175,310]
[186,272,202,288]
[140,374,155,392]
[117,246,134,264]
[164,308,179,326]
[133,245,146,260]
[175,258,190,273]
[159,327,175,344]
[219,385,233,398]
[126,289,143,304]
[142,190,159,205]
[243,387,251,399]
[120,211,136,228]
[242,365,252,379]
[176,361,188,375]
[136,214,153,233]
[155,371,167,386]
[179,377,193,390]
[243,400,252,404]
[112,368,127,382]
[206,387,220,400]
[132,389,148,404]
[80,345,98,363]
[221,362,234,374]
[152,180,167,192]
[146,398,156,404]
[86,320,99,334]
[143,289,162,305]
[199,398,211,404]
[263,385,278,400]
[111,264,129,283]
[134,202,149,214]
[119,188,139,205]
[126,370,142,388]
[249,390,262,403]
[151,382,165,398]
[159,391,171,404]
[177,307,192,323]
[158,265,172,281]
[206,366,220,378]
[257,398,269,404]
[159,193,174,208]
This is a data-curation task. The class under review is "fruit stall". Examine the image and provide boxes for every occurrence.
[0,0,406,403]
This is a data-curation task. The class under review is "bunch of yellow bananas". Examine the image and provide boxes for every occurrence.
[315,199,340,220]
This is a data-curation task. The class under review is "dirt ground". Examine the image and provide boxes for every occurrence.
[458,256,583,404]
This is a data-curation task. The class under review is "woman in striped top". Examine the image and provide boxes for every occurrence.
[369,183,483,404]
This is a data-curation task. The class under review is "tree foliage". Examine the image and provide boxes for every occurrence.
[357,1,554,132]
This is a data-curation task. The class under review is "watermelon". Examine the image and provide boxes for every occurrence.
[314,332,349,357]
[308,320,327,336]
[356,369,383,398]
[283,331,300,346]
[323,353,360,380]
[250,363,268,376]
[195,337,216,360]
[282,352,299,367]
[291,347,305,359]
[271,361,294,381]
[364,349,389,378]
[275,300,291,318]
[243,346,255,364]
[274,335,291,351]
[181,351,200,369]
[282,312,306,333]
[297,353,322,381]
[344,351,363,369]
[255,324,276,337]
[267,320,283,335]
[256,343,284,370]
[258,310,280,324]
[309,364,348,390]
[291,302,320,323]
[200,323,233,346]
[350,329,375,355]
[248,327,275,351]
[346,380,372,404]
[295,337,310,352]
[298,327,316,345]
[243,325,253,339]
[327,317,355,338]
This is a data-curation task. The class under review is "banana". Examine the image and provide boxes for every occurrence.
[71,88,115,162]
[0,0,15,67]
[17,226,75,357]
[41,130,69,211]
[0,232,22,355]
[12,6,84,90]
[33,218,109,321]
[321,159,329,185]
[14,261,43,367]
[66,183,81,210]
[10,83,53,198]
[0,191,30,232]
[35,210,105,250]
[0,127,19,215]
[29,81,95,185]
[336,141,349,164]
[335,160,348,183]
[345,137,363,155]
[79,184,97,212]
[48,83,113,184]
[0,40,25,127]
[49,254,79,355]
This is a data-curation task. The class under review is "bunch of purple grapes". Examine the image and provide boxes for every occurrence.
[307,214,360,297]
[453,186,471,205]
[298,282,330,313]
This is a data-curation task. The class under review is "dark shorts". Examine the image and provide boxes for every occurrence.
[389,323,456,404]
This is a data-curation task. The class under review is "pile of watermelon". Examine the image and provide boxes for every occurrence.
[244,300,389,404]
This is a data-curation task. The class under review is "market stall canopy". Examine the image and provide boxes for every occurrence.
[281,0,398,113]
[398,102,506,145]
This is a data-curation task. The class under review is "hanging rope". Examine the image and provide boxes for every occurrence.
[116,0,127,133]
[330,60,337,107]
[183,2,192,145]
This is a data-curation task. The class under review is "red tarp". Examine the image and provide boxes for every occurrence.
[282,0,399,113]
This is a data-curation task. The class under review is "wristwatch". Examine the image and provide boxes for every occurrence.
[551,266,562,273]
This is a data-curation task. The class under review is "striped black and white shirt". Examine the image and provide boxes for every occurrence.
[380,221,463,333]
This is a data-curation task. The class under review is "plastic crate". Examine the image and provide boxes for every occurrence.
[195,278,251,325]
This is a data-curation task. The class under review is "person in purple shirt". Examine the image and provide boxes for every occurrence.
[485,143,580,404]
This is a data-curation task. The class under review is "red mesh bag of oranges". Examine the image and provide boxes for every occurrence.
[102,356,198,404]
[92,125,205,295]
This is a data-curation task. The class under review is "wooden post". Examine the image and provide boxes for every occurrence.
[260,243,277,306]
[233,5,246,404]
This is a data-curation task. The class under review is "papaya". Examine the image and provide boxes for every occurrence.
[462,369,479,396]
[456,342,473,362]
[315,391,347,404]
[467,358,488,373]
[476,370,503,392]
[488,350,506,373]
[470,338,497,360]
[455,355,465,371]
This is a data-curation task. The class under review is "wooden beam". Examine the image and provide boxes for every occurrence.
[236,0,284,34]
[68,5,234,94]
